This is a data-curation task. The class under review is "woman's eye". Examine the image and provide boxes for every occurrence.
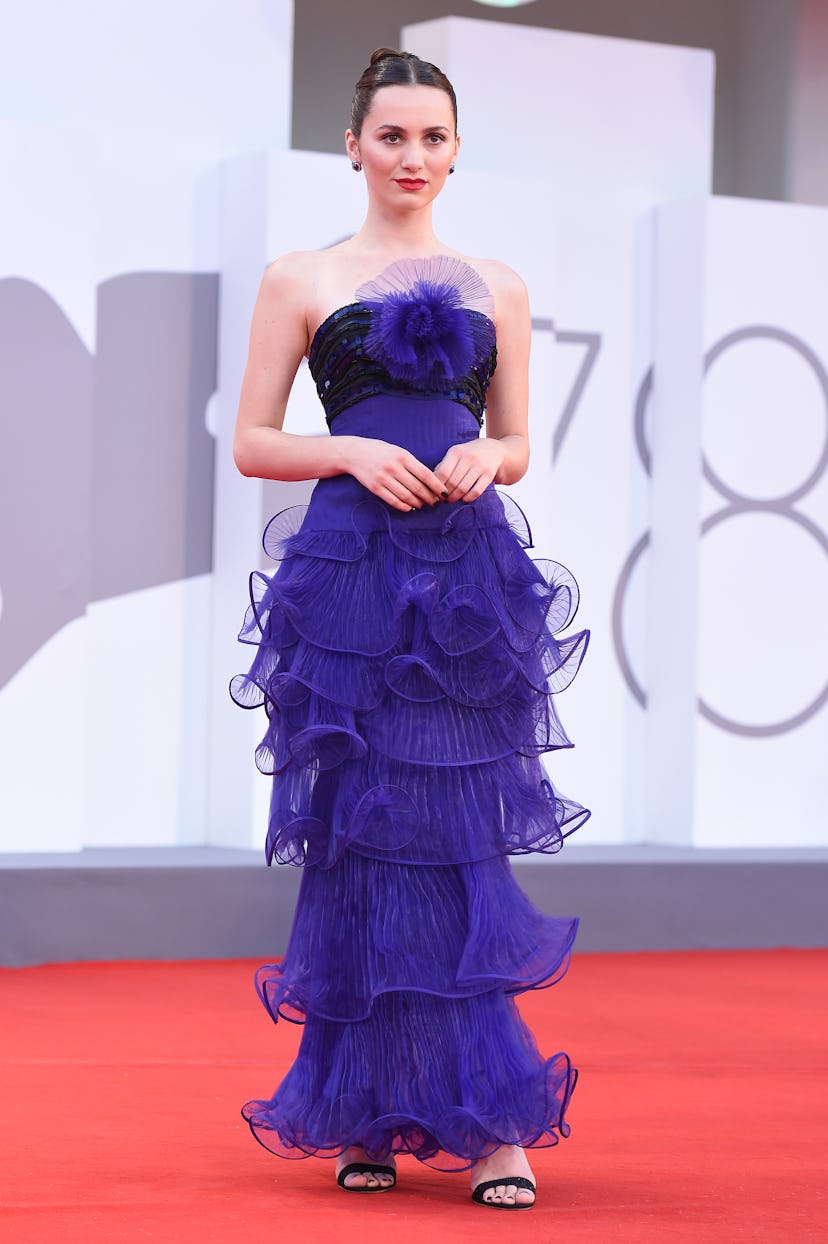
[427,133,445,143]
[383,133,401,143]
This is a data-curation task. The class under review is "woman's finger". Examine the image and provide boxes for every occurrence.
[405,456,448,500]
[433,451,459,490]
[445,464,486,502]
[382,470,442,510]
[377,484,417,512]
[401,467,442,506]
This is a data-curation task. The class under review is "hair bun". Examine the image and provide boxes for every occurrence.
[370,47,405,66]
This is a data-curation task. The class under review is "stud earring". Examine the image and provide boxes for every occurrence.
[351,160,362,172]
[448,165,455,174]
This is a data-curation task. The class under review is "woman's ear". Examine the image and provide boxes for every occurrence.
[344,128,360,163]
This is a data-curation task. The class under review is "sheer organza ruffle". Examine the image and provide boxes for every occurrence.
[355,255,496,387]
[230,491,590,869]
[252,851,577,1024]
[356,255,496,321]
[242,988,577,1170]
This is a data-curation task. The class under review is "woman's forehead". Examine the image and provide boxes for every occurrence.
[364,82,454,125]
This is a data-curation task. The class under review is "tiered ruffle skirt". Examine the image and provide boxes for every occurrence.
[231,479,589,1168]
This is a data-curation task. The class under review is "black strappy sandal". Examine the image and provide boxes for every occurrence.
[471,1175,536,1208]
[336,1162,397,1192]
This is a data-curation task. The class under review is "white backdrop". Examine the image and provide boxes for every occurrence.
[2,9,825,853]
[0,0,292,851]
[647,196,828,845]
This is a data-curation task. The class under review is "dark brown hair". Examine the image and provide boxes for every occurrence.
[350,47,458,137]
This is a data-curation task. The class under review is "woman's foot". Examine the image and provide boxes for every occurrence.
[335,1145,397,1191]
[470,1144,536,1208]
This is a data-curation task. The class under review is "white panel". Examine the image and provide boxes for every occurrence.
[83,576,211,847]
[649,197,828,847]
[516,210,653,843]
[0,123,97,349]
[0,0,293,276]
[645,201,707,843]
[695,198,828,846]
[0,124,96,851]
[0,621,86,852]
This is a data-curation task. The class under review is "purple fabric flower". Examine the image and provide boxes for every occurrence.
[363,279,476,384]
[355,256,496,386]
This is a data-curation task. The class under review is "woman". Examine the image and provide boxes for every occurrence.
[231,48,589,1210]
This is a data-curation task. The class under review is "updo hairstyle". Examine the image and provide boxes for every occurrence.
[350,48,458,137]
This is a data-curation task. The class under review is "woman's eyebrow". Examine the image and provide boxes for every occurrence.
[372,123,451,133]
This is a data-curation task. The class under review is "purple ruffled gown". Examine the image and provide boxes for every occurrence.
[231,256,590,1170]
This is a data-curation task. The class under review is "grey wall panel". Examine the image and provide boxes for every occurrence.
[91,272,219,601]
[0,278,94,690]
[1,273,219,692]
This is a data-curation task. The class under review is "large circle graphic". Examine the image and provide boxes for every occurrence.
[697,506,828,736]
[702,328,828,506]
[611,531,649,709]
[616,326,828,735]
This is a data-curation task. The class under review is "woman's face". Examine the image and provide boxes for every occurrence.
[346,84,459,210]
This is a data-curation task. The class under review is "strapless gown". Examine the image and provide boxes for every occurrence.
[231,255,590,1170]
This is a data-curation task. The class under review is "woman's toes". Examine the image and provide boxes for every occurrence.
[336,1148,396,1191]
[365,1172,392,1188]
[483,1181,535,1206]
[342,1168,390,1189]
[342,1169,370,1189]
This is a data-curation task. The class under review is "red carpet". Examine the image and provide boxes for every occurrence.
[1,950,825,1242]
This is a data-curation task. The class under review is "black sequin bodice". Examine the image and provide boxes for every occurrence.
[307,303,498,428]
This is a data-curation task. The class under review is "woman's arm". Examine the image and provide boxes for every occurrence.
[434,263,531,501]
[232,253,446,510]
[232,253,345,481]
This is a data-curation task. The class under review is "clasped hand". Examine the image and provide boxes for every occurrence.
[348,437,506,512]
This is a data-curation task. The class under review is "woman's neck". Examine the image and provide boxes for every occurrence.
[349,201,443,258]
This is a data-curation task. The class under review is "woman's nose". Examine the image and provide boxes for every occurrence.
[400,144,424,170]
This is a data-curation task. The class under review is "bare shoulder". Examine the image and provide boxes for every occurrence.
[473,257,527,301]
[256,251,336,348]
[259,250,321,301]
[461,255,529,327]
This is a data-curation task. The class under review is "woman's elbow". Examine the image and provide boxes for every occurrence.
[233,435,257,478]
